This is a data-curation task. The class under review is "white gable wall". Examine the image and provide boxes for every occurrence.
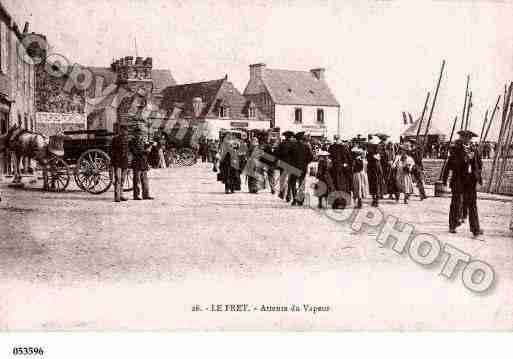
[274,104,339,139]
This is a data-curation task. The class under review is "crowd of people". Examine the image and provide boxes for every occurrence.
[214,131,428,209]
[213,128,485,237]
[106,117,487,237]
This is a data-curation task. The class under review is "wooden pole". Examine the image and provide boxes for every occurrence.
[421,60,446,157]
[495,98,513,189]
[415,92,431,143]
[481,95,501,145]
[489,93,510,192]
[495,102,513,193]
[461,75,469,130]
[402,112,408,126]
[488,82,513,192]
[439,115,458,181]
[478,109,488,145]
[465,91,473,130]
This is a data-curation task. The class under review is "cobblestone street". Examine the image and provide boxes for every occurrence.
[0,163,512,330]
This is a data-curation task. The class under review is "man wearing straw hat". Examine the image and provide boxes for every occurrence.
[442,130,483,237]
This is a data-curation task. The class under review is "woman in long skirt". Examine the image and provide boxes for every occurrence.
[392,147,415,204]
[315,151,335,209]
[366,136,383,207]
[246,137,264,193]
[219,140,241,194]
[351,147,367,208]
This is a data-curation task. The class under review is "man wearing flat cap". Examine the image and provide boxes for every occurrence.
[442,130,483,237]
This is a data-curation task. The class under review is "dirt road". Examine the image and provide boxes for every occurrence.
[0,163,512,330]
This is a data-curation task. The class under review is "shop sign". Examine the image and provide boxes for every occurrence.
[230,121,249,128]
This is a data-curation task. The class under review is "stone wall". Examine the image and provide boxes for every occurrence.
[423,159,513,195]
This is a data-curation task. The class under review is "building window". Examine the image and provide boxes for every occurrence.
[0,112,7,134]
[248,103,256,118]
[17,113,22,127]
[294,108,302,124]
[24,114,28,130]
[317,108,324,123]
[219,106,230,118]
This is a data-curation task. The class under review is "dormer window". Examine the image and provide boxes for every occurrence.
[219,106,230,118]
[248,103,257,118]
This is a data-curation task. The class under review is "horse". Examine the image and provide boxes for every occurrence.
[0,125,63,190]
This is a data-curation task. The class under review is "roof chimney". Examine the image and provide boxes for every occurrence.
[249,63,266,80]
[310,68,325,81]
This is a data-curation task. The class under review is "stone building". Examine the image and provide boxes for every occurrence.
[160,76,271,139]
[0,1,36,174]
[26,32,87,137]
[243,63,340,139]
[85,56,175,133]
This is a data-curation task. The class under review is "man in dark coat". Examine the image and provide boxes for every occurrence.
[384,141,398,198]
[442,130,483,237]
[111,123,130,202]
[328,135,353,208]
[408,140,427,200]
[366,135,383,207]
[288,131,313,206]
[375,134,390,199]
[129,126,154,200]
[276,131,295,200]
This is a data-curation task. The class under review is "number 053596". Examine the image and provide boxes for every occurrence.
[12,347,45,356]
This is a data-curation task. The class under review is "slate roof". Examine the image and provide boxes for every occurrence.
[161,78,270,121]
[402,117,445,137]
[161,78,225,118]
[244,68,339,107]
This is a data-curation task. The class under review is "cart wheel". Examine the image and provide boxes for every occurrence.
[48,157,70,192]
[75,149,112,194]
[123,169,133,192]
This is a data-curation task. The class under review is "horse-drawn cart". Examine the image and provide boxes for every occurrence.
[47,129,132,194]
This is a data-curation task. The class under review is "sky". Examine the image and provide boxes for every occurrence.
[7,0,513,140]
